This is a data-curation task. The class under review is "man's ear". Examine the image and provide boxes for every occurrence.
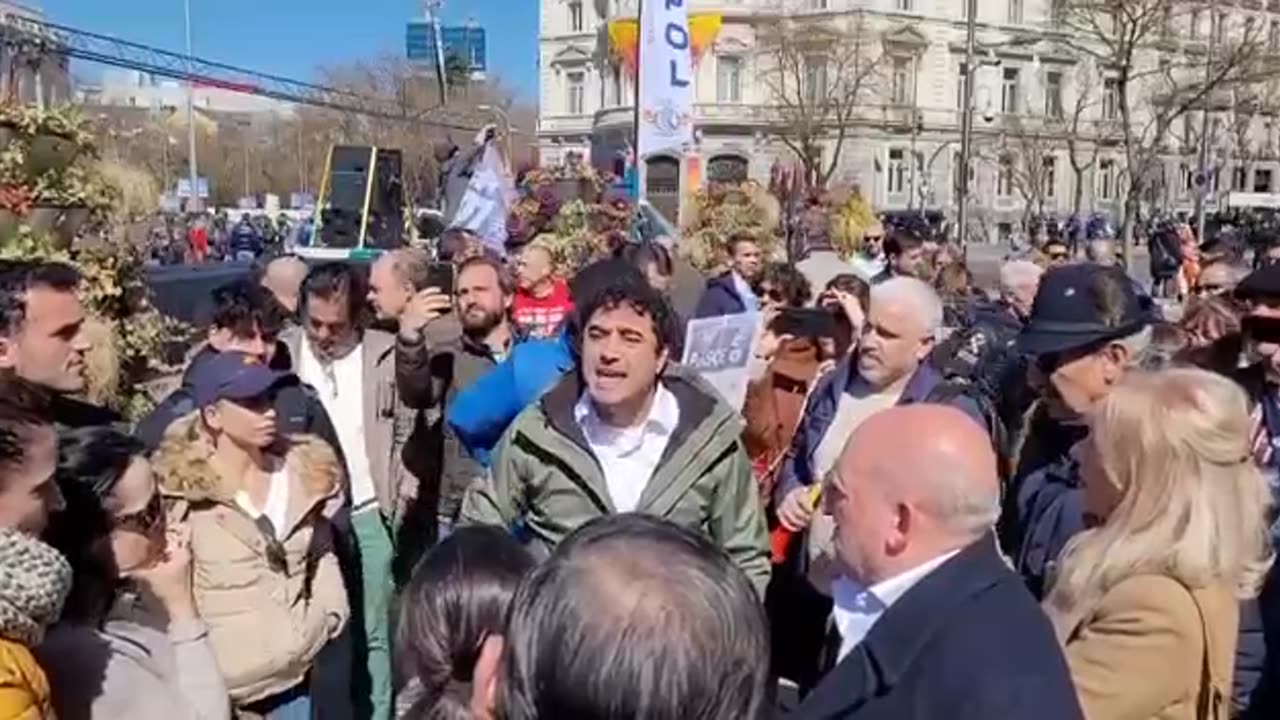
[0,335,17,371]
[471,633,505,720]
[656,346,670,375]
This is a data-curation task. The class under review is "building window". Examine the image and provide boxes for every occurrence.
[957,63,969,111]
[1043,156,1057,198]
[1217,12,1228,44]
[1103,78,1120,120]
[567,71,585,115]
[890,56,914,105]
[998,154,1014,197]
[1099,158,1116,200]
[1246,16,1257,43]
[568,1,584,32]
[1256,168,1273,192]
[610,64,622,105]
[808,0,828,8]
[717,56,743,103]
[1050,0,1066,25]
[1233,165,1249,191]
[804,55,828,105]
[1190,9,1202,39]
[1044,70,1063,118]
[1271,19,1280,51]
[1001,67,1020,114]
[1008,0,1024,24]
[888,148,907,194]
[998,222,1013,245]
[896,0,913,10]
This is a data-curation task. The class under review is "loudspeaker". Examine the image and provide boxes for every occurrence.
[317,146,404,249]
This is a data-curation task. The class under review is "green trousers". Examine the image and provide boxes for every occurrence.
[352,508,394,720]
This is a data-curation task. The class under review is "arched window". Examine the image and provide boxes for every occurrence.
[707,154,749,184]
[645,155,681,222]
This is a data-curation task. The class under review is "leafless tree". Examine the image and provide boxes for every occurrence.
[1058,0,1270,262]
[756,12,884,189]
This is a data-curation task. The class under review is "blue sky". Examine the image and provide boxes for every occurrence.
[40,0,539,99]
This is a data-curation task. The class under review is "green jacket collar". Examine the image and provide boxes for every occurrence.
[529,365,741,514]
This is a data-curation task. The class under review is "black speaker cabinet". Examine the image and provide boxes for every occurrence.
[317,146,404,249]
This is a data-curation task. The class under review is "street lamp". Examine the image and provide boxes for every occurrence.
[183,0,200,213]
[477,104,513,164]
[956,2,1038,247]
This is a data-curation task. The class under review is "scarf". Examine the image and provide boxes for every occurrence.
[0,528,71,646]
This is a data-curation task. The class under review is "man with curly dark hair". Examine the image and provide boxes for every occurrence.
[460,277,770,594]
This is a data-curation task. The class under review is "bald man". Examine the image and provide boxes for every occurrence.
[259,255,309,315]
[792,405,1082,720]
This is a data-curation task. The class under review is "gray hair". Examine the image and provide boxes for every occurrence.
[918,466,1002,536]
[998,260,1043,294]
[1117,325,1155,368]
[1085,238,1117,265]
[499,514,770,720]
[871,276,944,338]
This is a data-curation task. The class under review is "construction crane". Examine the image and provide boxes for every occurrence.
[0,12,480,131]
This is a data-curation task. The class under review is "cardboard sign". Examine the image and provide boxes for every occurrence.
[681,313,760,410]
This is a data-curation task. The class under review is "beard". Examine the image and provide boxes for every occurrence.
[461,305,503,337]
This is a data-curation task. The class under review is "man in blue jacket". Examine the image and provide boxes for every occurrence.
[775,277,986,532]
[790,404,1082,720]
[694,232,763,318]
[1004,263,1153,600]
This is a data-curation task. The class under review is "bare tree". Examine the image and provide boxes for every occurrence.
[756,12,884,189]
[1056,63,1114,223]
[1059,0,1270,262]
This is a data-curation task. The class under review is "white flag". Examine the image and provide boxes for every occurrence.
[637,0,694,159]
[450,142,514,256]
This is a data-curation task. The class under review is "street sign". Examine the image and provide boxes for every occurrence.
[176,178,209,199]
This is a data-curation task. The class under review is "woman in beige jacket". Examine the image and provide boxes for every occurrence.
[1044,369,1273,720]
[151,352,348,718]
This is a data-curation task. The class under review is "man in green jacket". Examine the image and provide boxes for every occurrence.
[460,276,770,594]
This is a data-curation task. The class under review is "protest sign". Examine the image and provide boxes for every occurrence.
[681,313,760,410]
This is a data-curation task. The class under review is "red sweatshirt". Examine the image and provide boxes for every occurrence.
[513,279,574,339]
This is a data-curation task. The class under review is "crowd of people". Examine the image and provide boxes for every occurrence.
[3,210,1280,720]
[146,212,311,266]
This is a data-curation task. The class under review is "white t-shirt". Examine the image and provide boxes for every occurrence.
[235,460,291,540]
[298,340,378,510]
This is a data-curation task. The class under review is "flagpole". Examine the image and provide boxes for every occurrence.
[633,0,646,205]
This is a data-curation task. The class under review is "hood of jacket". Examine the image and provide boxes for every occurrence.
[153,426,341,509]
[0,529,70,647]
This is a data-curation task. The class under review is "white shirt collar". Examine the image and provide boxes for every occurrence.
[573,383,680,452]
[831,549,961,661]
[731,272,759,311]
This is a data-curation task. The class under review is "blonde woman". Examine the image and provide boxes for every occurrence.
[1044,368,1273,720]
[151,352,348,719]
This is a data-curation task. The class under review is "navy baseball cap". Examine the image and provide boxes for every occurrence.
[191,351,291,408]
[1017,263,1152,356]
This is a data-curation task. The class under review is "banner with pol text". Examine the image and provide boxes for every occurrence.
[637,0,694,160]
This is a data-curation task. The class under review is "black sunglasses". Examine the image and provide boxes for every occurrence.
[115,493,165,534]
[1244,315,1280,344]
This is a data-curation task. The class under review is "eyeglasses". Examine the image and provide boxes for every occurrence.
[1192,283,1226,297]
[115,493,165,534]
